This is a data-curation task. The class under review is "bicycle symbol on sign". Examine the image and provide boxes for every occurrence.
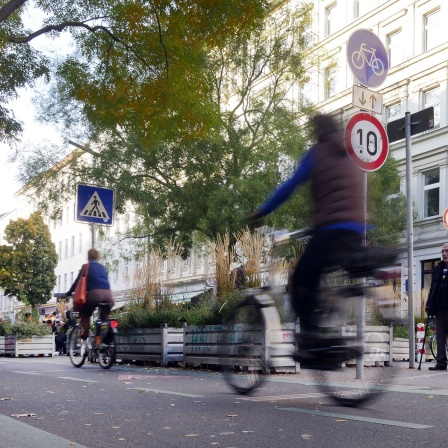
[351,43,385,76]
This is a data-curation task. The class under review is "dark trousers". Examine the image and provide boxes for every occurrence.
[290,228,362,332]
[435,310,448,365]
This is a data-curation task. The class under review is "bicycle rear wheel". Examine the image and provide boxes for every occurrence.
[98,333,116,369]
[219,296,269,395]
[68,326,88,368]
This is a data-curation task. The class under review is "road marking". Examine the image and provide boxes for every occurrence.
[130,387,203,398]
[278,408,433,429]
[238,392,328,401]
[12,371,40,375]
[58,377,98,383]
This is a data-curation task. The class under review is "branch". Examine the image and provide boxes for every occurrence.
[150,3,169,78]
[6,20,121,44]
[0,0,27,23]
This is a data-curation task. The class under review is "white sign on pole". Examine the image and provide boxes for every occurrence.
[352,85,383,114]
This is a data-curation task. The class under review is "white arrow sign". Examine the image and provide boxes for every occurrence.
[352,85,383,115]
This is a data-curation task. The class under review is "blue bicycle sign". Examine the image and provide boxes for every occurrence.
[347,29,388,88]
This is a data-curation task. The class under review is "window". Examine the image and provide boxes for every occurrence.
[423,168,440,218]
[63,273,67,292]
[388,30,404,67]
[324,65,337,99]
[326,4,337,37]
[79,233,83,253]
[424,87,440,128]
[354,0,372,19]
[424,9,442,52]
[70,272,74,286]
[71,236,75,256]
[386,102,401,122]
[65,238,68,259]
[58,241,62,260]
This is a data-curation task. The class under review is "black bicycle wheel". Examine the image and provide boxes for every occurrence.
[430,333,437,360]
[68,326,88,368]
[219,296,268,395]
[98,333,116,370]
[314,337,393,407]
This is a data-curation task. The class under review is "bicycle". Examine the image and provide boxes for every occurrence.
[67,303,118,369]
[351,42,385,76]
[218,229,398,407]
[429,321,448,361]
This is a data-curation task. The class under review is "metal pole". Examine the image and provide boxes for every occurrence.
[356,171,367,379]
[91,223,97,248]
[405,111,415,368]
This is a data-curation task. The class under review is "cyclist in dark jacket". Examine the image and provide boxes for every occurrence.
[66,248,114,339]
[249,113,365,343]
[425,243,448,370]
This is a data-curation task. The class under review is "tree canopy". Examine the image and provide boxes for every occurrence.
[13,0,406,253]
[0,211,58,308]
[0,0,269,145]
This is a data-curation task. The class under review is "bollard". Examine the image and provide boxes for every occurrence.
[416,323,425,363]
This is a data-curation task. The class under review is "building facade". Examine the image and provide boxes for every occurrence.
[304,0,448,314]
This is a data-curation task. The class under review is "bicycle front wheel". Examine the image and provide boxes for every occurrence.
[68,326,88,368]
[98,334,116,369]
[219,296,269,395]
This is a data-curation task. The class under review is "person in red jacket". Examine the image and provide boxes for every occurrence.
[66,248,114,340]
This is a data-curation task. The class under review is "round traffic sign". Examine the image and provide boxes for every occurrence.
[347,29,388,88]
[345,113,389,171]
[443,208,448,230]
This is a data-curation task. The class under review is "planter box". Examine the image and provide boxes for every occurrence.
[0,336,5,356]
[4,335,55,357]
[116,327,184,366]
[183,323,299,373]
[392,337,409,361]
[183,324,394,371]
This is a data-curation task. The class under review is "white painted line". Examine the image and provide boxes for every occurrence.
[58,377,99,383]
[278,408,433,429]
[130,388,203,398]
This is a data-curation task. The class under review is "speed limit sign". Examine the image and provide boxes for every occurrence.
[345,113,389,171]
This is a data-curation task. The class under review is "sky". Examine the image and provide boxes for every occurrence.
[0,5,72,215]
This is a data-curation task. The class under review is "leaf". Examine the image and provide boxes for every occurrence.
[301,434,312,440]
[185,434,199,437]
[11,413,36,418]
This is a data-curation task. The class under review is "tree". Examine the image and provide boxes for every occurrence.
[0,211,58,308]
[19,1,316,249]
[0,0,268,145]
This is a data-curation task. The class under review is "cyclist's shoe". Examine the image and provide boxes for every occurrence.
[294,333,363,370]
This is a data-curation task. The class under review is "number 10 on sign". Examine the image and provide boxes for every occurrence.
[345,113,389,172]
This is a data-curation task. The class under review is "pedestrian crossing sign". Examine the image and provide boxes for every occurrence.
[75,184,115,226]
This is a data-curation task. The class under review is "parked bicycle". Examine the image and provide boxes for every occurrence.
[67,302,118,369]
[429,321,448,361]
[218,229,398,407]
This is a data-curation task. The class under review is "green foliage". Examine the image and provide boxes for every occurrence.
[0,320,12,336]
[9,320,52,338]
[0,211,58,308]
[114,292,244,330]
[19,1,315,253]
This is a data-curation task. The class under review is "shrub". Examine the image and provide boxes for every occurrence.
[10,320,52,338]
[114,291,245,331]
[0,320,12,336]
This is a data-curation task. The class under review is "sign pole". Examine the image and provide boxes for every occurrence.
[405,111,415,368]
[356,171,367,379]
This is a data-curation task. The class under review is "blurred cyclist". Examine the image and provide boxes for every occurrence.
[249,113,364,347]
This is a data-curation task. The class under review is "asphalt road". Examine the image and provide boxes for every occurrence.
[0,356,446,448]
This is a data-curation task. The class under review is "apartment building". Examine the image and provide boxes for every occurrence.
[301,0,448,314]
